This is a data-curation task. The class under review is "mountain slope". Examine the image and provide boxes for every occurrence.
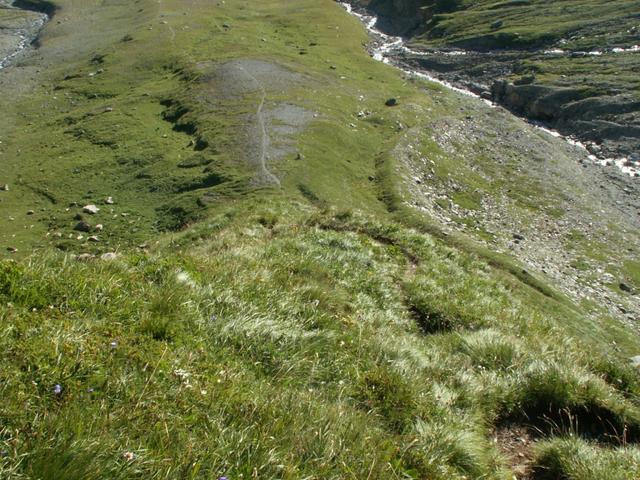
[1,1,640,479]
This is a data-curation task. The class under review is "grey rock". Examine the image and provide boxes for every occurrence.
[619,282,633,293]
[74,221,92,232]
[83,204,99,215]
[0,184,8,191]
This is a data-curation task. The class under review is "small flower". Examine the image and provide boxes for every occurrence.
[53,384,62,395]
[218,477,228,480]
[87,387,95,393]
[110,341,118,349]
[173,369,191,380]
[122,451,136,462]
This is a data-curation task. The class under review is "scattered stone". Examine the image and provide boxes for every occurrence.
[490,20,503,30]
[0,184,8,191]
[631,355,640,368]
[83,204,99,215]
[76,253,95,262]
[94,224,104,232]
[329,65,337,70]
[100,252,118,261]
[6,247,17,253]
[26,210,34,215]
[513,233,525,241]
[385,98,398,107]
[105,196,114,204]
[88,236,100,242]
[74,221,92,232]
[222,23,231,29]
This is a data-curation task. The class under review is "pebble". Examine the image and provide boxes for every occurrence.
[0,184,8,191]
[27,210,35,215]
[83,204,99,215]
[100,252,118,261]
[88,236,100,242]
[105,196,114,204]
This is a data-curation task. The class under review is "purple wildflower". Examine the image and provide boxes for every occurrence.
[53,384,62,395]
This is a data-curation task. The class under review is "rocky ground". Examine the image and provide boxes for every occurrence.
[393,95,640,329]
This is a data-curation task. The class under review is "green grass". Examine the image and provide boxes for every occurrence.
[0,0,639,478]
[534,438,640,480]
[2,204,640,479]
[405,0,640,50]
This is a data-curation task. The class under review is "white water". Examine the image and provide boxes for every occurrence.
[339,2,639,179]
[0,5,48,70]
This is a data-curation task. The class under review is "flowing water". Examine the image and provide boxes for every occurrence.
[0,1,48,70]
[339,2,639,178]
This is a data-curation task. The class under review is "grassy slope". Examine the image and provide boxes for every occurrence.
[406,0,640,98]
[416,0,640,49]
[0,0,640,479]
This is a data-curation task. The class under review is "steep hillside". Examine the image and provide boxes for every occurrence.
[347,0,640,160]
[1,0,640,479]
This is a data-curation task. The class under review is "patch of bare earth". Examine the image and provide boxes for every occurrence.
[494,426,535,480]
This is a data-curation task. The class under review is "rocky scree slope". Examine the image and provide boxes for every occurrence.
[346,0,640,161]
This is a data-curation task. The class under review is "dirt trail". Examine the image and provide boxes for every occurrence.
[236,64,281,186]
